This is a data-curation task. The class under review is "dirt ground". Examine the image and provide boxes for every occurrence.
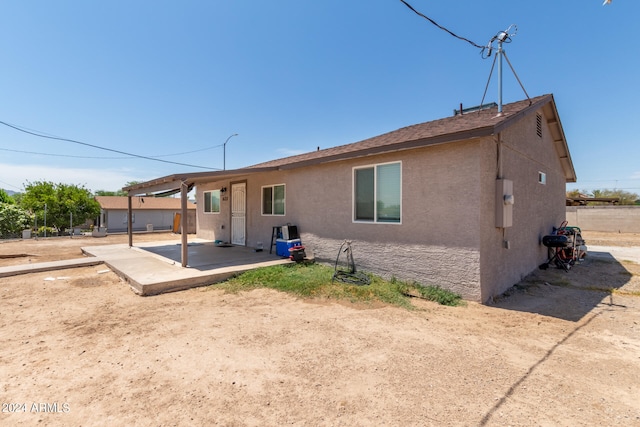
[0,232,639,426]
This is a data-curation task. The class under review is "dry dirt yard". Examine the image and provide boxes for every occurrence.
[1,232,639,426]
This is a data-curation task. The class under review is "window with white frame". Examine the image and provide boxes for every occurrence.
[538,171,546,185]
[262,184,285,215]
[203,190,221,213]
[353,162,401,223]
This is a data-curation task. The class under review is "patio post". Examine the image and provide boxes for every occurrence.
[128,195,133,247]
[181,181,188,267]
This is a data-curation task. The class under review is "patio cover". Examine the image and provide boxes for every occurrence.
[122,167,277,267]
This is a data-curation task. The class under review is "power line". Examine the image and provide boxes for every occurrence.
[398,0,485,50]
[0,120,218,170]
[569,178,640,183]
[0,142,227,160]
[0,147,131,160]
[0,179,21,190]
[151,142,225,158]
[0,121,227,158]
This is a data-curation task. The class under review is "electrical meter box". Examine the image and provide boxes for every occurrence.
[496,179,513,228]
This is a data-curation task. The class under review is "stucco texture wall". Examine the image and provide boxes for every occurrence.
[196,143,485,300]
[479,110,568,301]
[270,143,484,301]
[194,112,570,303]
[196,183,232,242]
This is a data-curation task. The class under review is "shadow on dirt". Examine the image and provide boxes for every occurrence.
[492,251,637,322]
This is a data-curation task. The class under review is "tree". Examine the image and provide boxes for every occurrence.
[566,188,639,205]
[11,192,23,205]
[566,189,582,199]
[0,189,14,204]
[0,204,32,238]
[94,181,142,197]
[94,189,127,196]
[592,189,638,205]
[19,181,101,230]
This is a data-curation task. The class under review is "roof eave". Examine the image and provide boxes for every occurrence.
[123,167,279,196]
[494,94,576,183]
[543,95,577,183]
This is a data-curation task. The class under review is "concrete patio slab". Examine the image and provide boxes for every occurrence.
[0,257,103,278]
[82,240,292,295]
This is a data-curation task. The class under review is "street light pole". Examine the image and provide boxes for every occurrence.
[223,133,238,171]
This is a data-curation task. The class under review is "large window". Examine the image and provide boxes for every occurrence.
[354,162,401,223]
[203,190,221,214]
[262,184,285,216]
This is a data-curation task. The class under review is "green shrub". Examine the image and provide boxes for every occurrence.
[0,204,32,238]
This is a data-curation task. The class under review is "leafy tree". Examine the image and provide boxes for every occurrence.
[19,181,101,230]
[566,189,582,199]
[11,192,23,205]
[566,188,639,206]
[94,181,142,197]
[94,189,127,196]
[590,189,638,205]
[0,189,14,204]
[601,189,639,205]
[0,204,32,238]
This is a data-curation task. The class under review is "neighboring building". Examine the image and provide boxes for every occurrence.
[95,196,196,233]
[124,94,576,302]
[566,194,619,206]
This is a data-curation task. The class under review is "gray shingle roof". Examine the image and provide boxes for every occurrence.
[124,93,575,195]
[249,94,554,170]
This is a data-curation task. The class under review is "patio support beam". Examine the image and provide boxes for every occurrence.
[180,181,188,267]
[127,195,133,247]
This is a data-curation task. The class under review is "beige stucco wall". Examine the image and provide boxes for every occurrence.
[479,110,568,301]
[197,141,485,301]
[566,206,640,232]
[195,111,570,302]
[290,143,484,301]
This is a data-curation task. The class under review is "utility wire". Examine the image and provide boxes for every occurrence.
[0,120,227,159]
[0,147,132,160]
[0,179,21,190]
[0,143,227,160]
[151,142,225,158]
[399,0,485,50]
[0,120,217,170]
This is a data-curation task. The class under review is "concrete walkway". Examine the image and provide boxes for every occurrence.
[0,241,292,296]
[0,257,103,277]
[587,245,640,264]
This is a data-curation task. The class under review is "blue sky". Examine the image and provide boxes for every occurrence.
[0,1,638,194]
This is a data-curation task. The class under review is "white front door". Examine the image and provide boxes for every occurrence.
[231,182,246,245]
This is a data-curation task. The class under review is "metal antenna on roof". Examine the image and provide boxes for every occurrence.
[496,28,509,115]
[480,25,530,115]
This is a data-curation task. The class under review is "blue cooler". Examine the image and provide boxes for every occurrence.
[276,238,301,257]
